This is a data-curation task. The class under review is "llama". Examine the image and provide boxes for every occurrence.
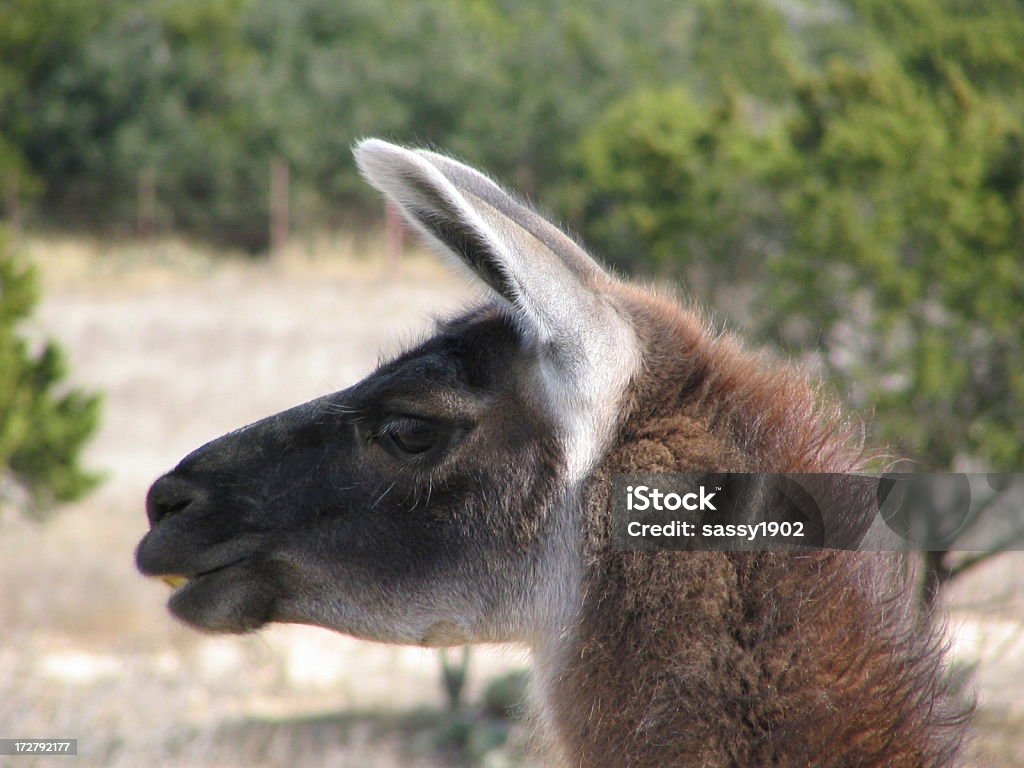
[136,140,970,766]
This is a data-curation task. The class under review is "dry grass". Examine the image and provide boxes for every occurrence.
[0,233,1021,767]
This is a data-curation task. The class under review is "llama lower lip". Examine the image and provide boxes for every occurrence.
[162,557,250,593]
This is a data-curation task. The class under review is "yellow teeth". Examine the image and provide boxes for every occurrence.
[161,575,190,590]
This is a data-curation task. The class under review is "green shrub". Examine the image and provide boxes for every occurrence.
[0,231,101,518]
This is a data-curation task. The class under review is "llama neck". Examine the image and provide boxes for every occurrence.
[526,298,968,766]
[526,425,968,767]
[542,545,968,767]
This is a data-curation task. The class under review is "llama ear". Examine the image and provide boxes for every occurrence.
[355,139,639,477]
[353,139,618,359]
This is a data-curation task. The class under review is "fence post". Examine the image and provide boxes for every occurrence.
[4,170,21,238]
[438,646,471,712]
[270,158,289,260]
[137,167,156,240]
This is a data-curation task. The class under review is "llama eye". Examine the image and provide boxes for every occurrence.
[380,417,440,456]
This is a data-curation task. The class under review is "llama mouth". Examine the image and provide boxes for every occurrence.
[150,557,251,594]
[162,555,276,634]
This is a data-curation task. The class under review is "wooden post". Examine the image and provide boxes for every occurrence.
[137,167,156,240]
[438,646,471,712]
[270,158,289,259]
[385,201,404,267]
[515,163,536,200]
[4,170,21,236]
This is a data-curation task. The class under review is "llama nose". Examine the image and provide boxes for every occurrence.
[146,474,201,526]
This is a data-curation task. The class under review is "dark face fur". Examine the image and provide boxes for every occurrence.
[136,310,566,642]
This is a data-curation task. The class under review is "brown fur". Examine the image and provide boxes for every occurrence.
[547,286,971,767]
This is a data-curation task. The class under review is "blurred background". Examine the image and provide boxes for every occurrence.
[0,0,1021,765]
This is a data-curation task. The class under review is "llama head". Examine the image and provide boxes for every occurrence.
[135,140,640,645]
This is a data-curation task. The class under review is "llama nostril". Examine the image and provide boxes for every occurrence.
[146,475,201,526]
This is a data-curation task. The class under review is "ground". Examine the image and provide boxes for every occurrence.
[0,234,1020,767]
